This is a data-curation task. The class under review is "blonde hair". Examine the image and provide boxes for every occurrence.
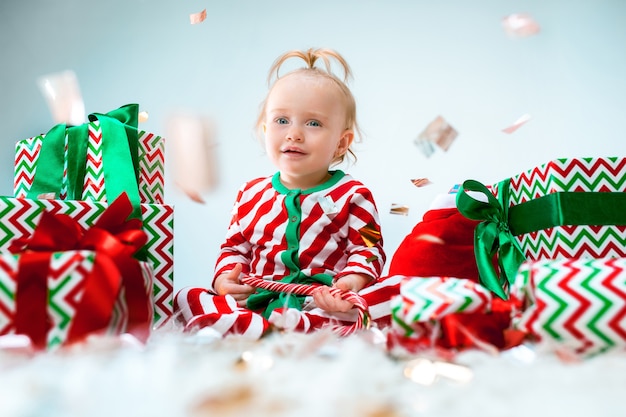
[256,47,360,165]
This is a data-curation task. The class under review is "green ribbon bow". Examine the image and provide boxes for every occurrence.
[456,177,626,299]
[28,104,142,222]
[455,179,526,300]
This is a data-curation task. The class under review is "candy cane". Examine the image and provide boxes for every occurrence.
[240,276,369,336]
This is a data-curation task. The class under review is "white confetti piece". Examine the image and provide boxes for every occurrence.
[317,195,339,215]
[414,115,458,157]
[190,9,207,25]
[37,70,86,126]
[502,114,531,134]
[502,13,541,38]
[166,112,218,203]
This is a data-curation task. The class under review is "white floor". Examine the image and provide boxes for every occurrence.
[1,327,624,417]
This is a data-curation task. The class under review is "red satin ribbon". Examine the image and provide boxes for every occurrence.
[438,297,521,350]
[11,193,150,350]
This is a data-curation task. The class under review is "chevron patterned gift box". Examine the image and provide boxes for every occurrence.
[0,196,174,327]
[456,157,626,300]
[14,121,165,205]
[497,157,626,260]
[510,257,626,356]
[389,276,518,351]
[0,250,153,350]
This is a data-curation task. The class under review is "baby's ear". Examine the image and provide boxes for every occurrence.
[337,129,354,154]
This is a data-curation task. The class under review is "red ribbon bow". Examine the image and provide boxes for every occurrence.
[11,193,151,350]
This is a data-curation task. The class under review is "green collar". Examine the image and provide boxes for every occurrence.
[271,170,345,195]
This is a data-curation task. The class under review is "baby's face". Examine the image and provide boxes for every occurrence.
[263,74,353,189]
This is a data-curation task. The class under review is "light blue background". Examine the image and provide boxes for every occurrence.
[2,0,625,291]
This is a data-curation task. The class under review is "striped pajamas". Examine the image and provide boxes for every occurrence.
[175,170,401,337]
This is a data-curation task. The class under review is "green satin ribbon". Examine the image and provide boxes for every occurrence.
[456,179,526,300]
[457,178,626,299]
[28,104,142,222]
[508,191,626,234]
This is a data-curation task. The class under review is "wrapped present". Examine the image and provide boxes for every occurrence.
[456,157,626,298]
[389,276,518,351]
[510,257,626,356]
[0,194,153,350]
[8,104,174,326]
[14,103,165,205]
[0,196,173,327]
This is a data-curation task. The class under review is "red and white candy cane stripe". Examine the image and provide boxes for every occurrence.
[240,276,370,336]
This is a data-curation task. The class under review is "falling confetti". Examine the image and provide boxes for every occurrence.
[317,195,339,215]
[502,114,531,134]
[414,115,458,158]
[404,358,473,386]
[190,9,207,25]
[502,13,541,38]
[138,111,149,123]
[410,178,432,188]
[359,223,381,247]
[37,70,86,126]
[365,256,379,263]
[415,234,445,245]
[166,112,219,203]
[414,136,436,158]
[389,204,409,216]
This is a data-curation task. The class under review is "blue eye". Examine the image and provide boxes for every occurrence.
[307,120,321,127]
[276,117,289,125]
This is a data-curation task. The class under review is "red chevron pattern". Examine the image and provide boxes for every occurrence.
[512,258,626,356]
[0,250,154,349]
[506,157,626,203]
[491,157,626,263]
[14,126,165,204]
[0,254,19,335]
[137,130,165,204]
[84,122,105,201]
[0,196,174,328]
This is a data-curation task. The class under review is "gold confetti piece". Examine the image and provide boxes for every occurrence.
[37,70,85,126]
[502,13,541,38]
[365,255,379,264]
[410,178,432,188]
[415,234,445,245]
[389,204,409,216]
[317,195,339,215]
[502,113,531,134]
[138,111,149,123]
[190,9,207,25]
[414,115,458,155]
[359,222,381,247]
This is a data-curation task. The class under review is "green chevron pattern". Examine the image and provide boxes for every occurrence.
[494,157,626,261]
[512,258,626,356]
[0,250,154,350]
[83,120,105,201]
[0,196,173,327]
[390,277,492,337]
[14,124,165,205]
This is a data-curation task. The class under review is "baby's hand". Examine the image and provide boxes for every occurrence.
[213,264,254,307]
[312,273,372,313]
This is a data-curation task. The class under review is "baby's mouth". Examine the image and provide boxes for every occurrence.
[282,147,305,155]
